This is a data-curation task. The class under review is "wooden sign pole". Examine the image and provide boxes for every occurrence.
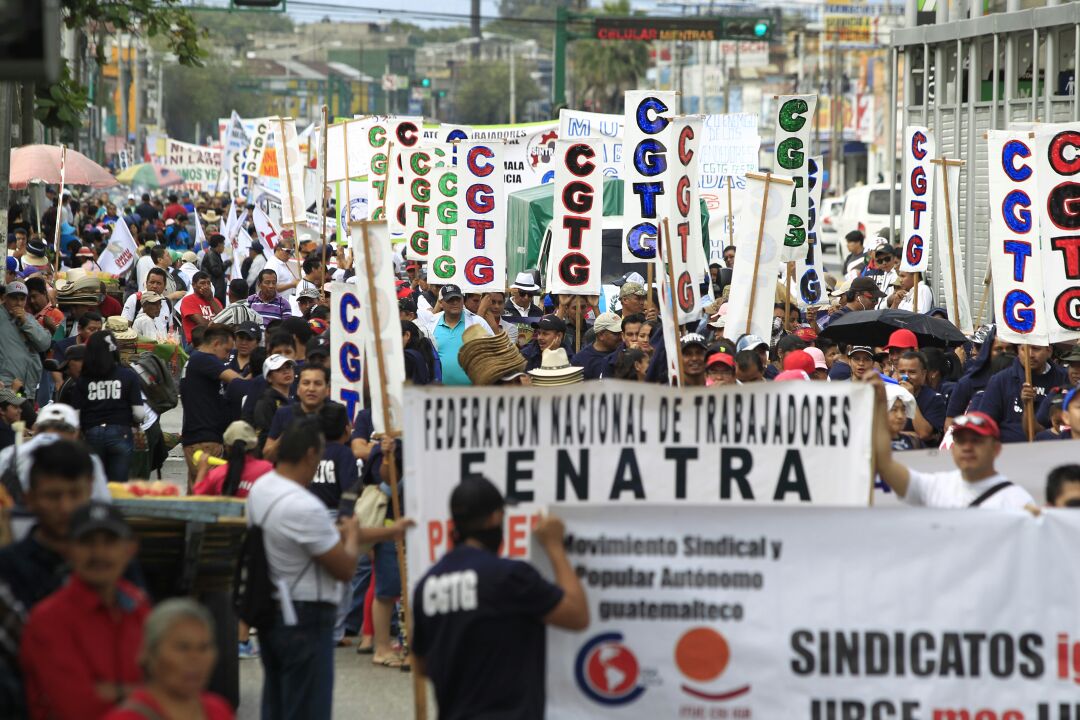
[784,262,794,332]
[745,172,773,334]
[976,264,992,327]
[662,217,687,387]
[645,262,655,314]
[931,157,966,329]
[319,106,330,299]
[276,117,302,282]
[726,175,736,250]
[912,272,920,314]
[1023,345,1035,443]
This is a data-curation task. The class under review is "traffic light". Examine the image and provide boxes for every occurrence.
[724,12,778,41]
[421,77,431,88]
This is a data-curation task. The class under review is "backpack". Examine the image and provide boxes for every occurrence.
[130,351,179,414]
[233,493,290,632]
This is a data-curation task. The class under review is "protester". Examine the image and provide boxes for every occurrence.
[885,271,934,313]
[844,345,878,381]
[979,344,1067,442]
[229,320,262,376]
[263,365,340,461]
[0,389,22,450]
[179,272,225,345]
[21,501,149,719]
[884,383,923,450]
[192,420,271,497]
[264,241,300,302]
[311,403,357,511]
[413,478,588,719]
[243,242,268,289]
[249,269,293,327]
[841,230,867,277]
[252,354,296,454]
[505,272,543,319]
[0,281,53,397]
[130,291,167,340]
[872,378,1036,509]
[1046,463,1080,508]
[427,284,492,386]
[895,351,947,441]
[705,352,736,386]
[201,234,229,304]
[734,349,765,383]
[103,599,234,720]
[679,334,709,386]
[521,314,569,372]
[572,312,621,379]
[180,324,241,486]
[735,334,777,380]
[1035,390,1069,441]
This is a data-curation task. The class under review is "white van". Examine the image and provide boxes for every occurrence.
[835,183,902,262]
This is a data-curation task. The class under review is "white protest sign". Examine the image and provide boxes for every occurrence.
[329,281,364,422]
[402,145,449,262]
[559,109,624,177]
[548,139,604,296]
[436,121,559,193]
[97,217,138,276]
[325,119,369,183]
[622,90,677,263]
[725,173,792,340]
[384,129,423,239]
[900,126,935,274]
[273,118,306,227]
[403,381,874,584]
[453,140,506,292]
[218,110,249,194]
[164,139,222,191]
[794,155,827,308]
[700,113,761,257]
[543,503,1080,717]
[662,116,705,325]
[1034,125,1080,343]
[364,116,423,221]
[427,165,461,285]
[934,159,973,334]
[987,130,1047,344]
[774,95,816,263]
[350,221,405,433]
[236,117,273,201]
[230,226,252,281]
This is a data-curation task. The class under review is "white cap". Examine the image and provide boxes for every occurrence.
[35,403,80,430]
[263,353,295,379]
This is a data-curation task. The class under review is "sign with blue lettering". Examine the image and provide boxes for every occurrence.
[330,280,365,423]
[622,90,677,263]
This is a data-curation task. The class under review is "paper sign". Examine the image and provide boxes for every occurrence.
[1033,126,1080,343]
[622,90,677,263]
[795,156,827,307]
[325,120,369,183]
[364,116,423,221]
[774,95,817,263]
[329,280,364,422]
[453,141,506,292]
[402,145,449,262]
[662,116,705,325]
[900,126,935,273]
[547,139,604,295]
[427,165,460,284]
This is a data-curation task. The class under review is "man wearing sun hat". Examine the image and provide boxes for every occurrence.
[871,376,1036,510]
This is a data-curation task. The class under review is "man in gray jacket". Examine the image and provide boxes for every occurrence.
[0,282,53,396]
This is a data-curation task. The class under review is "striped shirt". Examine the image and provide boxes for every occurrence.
[247,292,292,326]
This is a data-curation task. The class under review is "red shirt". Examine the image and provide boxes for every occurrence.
[21,575,150,720]
[162,203,186,222]
[104,689,235,720]
[192,458,273,498]
[99,293,123,318]
[179,293,222,343]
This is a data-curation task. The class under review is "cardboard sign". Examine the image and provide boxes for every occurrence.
[324,119,369,183]
[558,109,625,177]
[622,90,677,262]
[900,126,935,274]
[773,95,817,263]
[427,165,460,283]
[662,116,705,325]
[794,155,827,307]
[453,141,506,292]
[402,145,449,262]
[547,139,604,295]
[236,117,273,201]
[329,281,364,422]
[987,130,1047,344]
[1033,126,1080,343]
[384,126,423,238]
[365,117,423,221]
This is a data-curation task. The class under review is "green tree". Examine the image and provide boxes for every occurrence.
[569,0,649,112]
[451,61,540,125]
[161,62,273,143]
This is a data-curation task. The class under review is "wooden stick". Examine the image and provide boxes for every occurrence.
[936,158,961,329]
[746,173,774,335]
[784,262,794,332]
[913,271,920,314]
[976,264,992,327]
[662,218,687,387]
[645,262,655,314]
[319,105,330,299]
[276,117,303,282]
[575,310,582,354]
[52,145,66,272]
[726,175,735,250]
[1023,345,1035,442]
[342,119,352,237]
[358,221,427,720]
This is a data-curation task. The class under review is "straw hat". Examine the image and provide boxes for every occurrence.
[105,315,138,341]
[458,326,527,386]
[527,348,584,387]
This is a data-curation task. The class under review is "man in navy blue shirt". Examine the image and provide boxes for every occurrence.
[413,478,589,720]
[180,324,240,486]
[896,350,947,443]
[571,311,621,380]
[263,364,344,461]
[979,344,1067,443]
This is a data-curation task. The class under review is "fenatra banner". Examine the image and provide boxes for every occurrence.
[403,381,873,585]
[542,504,1080,717]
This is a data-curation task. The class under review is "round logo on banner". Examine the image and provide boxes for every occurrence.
[674,628,751,701]
[574,632,645,706]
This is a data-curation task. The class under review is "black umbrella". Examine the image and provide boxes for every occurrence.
[820,309,968,348]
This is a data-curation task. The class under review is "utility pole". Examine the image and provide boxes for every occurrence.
[470,0,481,59]
[553,6,567,108]
[509,46,516,123]
[0,83,13,258]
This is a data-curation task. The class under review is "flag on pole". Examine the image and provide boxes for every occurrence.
[98,216,139,277]
[253,207,279,250]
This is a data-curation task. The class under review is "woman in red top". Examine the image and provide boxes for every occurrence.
[192,421,271,498]
[104,598,234,720]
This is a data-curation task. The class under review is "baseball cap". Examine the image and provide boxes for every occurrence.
[235,320,262,339]
[1064,387,1079,412]
[776,369,810,381]
[297,287,320,301]
[613,271,645,287]
[885,328,919,351]
[1060,346,1080,364]
[805,347,828,370]
[0,389,22,407]
[5,256,18,273]
[777,334,808,354]
[535,314,567,334]
[60,344,86,369]
[398,297,417,314]
[950,412,1001,440]
[793,325,818,343]
[681,333,708,351]
[441,284,463,300]
[223,420,259,448]
[140,291,164,304]
[783,349,817,375]
[35,403,80,430]
[76,246,95,257]
[181,251,198,264]
[849,276,887,299]
[263,354,295,379]
[70,501,133,541]
[306,335,330,359]
[848,345,875,358]
[619,282,647,298]
[4,281,27,296]
[706,352,734,369]
[593,312,623,334]
[736,335,768,353]
[450,477,509,530]
[405,261,420,271]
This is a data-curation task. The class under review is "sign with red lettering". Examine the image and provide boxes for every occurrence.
[987,130,1046,344]
[364,116,422,222]
[661,116,705,325]
[1034,126,1080,343]
[402,145,449,262]
[548,139,603,295]
[623,90,677,263]
[384,124,423,240]
[454,140,506,292]
[900,126,934,274]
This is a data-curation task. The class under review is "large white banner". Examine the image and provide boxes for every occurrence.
[724,173,792,341]
[662,116,705,325]
[773,95,817,263]
[431,121,559,194]
[622,90,677,263]
[794,155,827,308]
[986,130,1047,345]
[273,118,306,227]
[402,145,449,262]
[543,504,1080,717]
[329,280,364,423]
[350,222,405,433]
[403,381,874,584]
[934,160,973,334]
[1034,125,1080,344]
[454,140,506,292]
[164,139,222,191]
[900,126,935,274]
[548,139,604,296]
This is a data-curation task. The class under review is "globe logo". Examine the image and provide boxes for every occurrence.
[574,632,646,706]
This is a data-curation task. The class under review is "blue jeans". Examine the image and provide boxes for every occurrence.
[335,554,372,641]
[260,601,337,720]
[84,424,133,482]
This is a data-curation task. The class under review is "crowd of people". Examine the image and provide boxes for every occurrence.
[0,185,1078,719]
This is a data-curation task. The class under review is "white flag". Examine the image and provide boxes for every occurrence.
[252,207,280,250]
[274,118,307,227]
[98,217,139,277]
[934,160,973,334]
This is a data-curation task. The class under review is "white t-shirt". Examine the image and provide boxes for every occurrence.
[246,471,342,603]
[902,469,1034,509]
[122,293,173,336]
[0,433,110,502]
[264,256,299,301]
[897,282,934,314]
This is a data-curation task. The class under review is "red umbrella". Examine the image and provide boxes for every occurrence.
[9,144,118,189]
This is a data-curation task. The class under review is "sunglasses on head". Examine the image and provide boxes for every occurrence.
[953,414,988,429]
